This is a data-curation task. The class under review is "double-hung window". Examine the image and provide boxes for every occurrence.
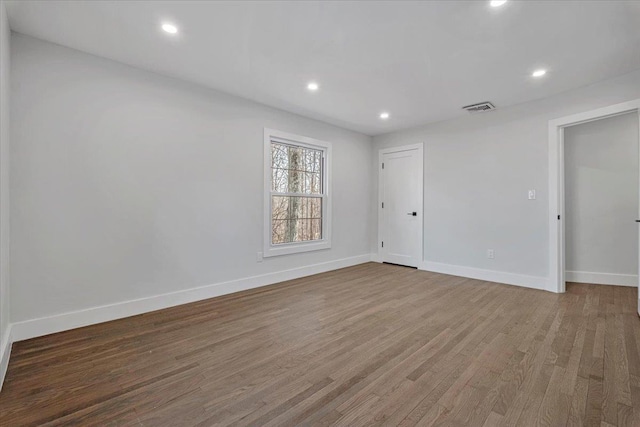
[264,129,331,257]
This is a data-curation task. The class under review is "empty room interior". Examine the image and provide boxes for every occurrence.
[1,0,640,425]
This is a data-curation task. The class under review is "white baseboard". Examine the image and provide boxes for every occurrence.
[0,324,12,392]
[419,261,549,291]
[565,271,637,287]
[11,254,372,343]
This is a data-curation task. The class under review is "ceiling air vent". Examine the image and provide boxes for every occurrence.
[462,102,496,113]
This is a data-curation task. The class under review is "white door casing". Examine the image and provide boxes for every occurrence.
[378,144,423,267]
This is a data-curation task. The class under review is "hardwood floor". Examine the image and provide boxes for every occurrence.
[1,262,639,426]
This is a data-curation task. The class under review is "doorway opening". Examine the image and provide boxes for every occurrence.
[549,100,640,313]
[564,112,639,288]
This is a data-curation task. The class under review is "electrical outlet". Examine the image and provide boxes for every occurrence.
[528,189,536,200]
[487,249,495,259]
[256,252,263,263]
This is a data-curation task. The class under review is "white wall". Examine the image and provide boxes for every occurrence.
[10,34,372,326]
[373,70,640,287]
[0,0,11,387]
[565,112,639,285]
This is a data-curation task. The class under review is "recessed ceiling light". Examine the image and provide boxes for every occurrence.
[162,23,178,34]
[490,0,507,7]
[532,69,547,78]
[379,112,390,120]
[307,82,319,91]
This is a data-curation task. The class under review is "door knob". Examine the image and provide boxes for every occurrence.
[407,212,417,216]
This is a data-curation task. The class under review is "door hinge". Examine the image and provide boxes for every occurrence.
[382,162,384,169]
[382,202,384,208]
[558,215,561,220]
[381,241,384,248]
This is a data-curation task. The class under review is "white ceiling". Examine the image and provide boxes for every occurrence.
[6,1,640,136]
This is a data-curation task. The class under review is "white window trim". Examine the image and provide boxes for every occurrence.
[263,128,332,257]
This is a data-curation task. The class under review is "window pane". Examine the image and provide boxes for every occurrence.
[272,219,288,245]
[271,195,289,220]
[271,196,322,244]
[302,171,321,194]
[272,166,288,192]
[271,142,322,194]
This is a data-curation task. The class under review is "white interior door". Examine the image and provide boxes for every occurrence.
[380,146,423,267]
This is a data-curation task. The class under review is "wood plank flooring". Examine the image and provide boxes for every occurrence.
[1,262,639,426]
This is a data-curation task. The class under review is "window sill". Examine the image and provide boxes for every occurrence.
[263,240,331,257]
